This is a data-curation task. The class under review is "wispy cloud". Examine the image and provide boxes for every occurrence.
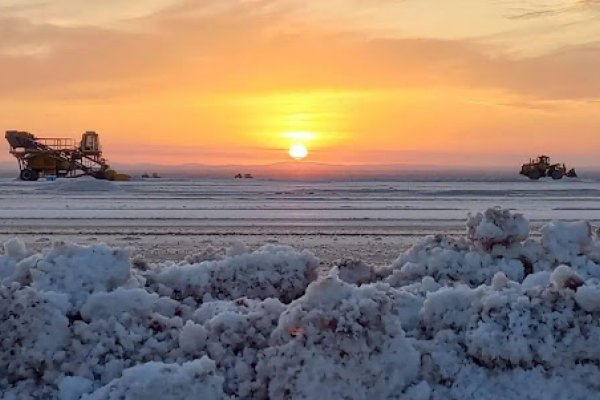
[506,0,600,20]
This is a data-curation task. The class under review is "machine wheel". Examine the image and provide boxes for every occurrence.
[527,170,541,180]
[20,168,38,181]
[550,168,564,180]
[93,170,108,180]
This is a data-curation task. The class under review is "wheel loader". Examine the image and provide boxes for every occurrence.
[520,155,577,180]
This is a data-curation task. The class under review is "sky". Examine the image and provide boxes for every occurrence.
[1,0,599,168]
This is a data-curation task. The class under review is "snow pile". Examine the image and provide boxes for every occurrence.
[6,242,134,307]
[0,242,317,399]
[144,245,319,304]
[383,234,527,287]
[2,208,600,399]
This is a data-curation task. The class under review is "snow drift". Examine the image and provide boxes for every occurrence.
[1,207,600,399]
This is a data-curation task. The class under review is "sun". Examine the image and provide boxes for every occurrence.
[289,143,308,160]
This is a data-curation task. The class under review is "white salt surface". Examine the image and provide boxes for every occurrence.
[51,178,119,193]
[1,178,600,222]
[2,207,600,399]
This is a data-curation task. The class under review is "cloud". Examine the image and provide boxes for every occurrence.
[0,2,599,101]
[506,0,600,20]
[483,100,561,112]
[506,9,567,20]
[0,0,182,25]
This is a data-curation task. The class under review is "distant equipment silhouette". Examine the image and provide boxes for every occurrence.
[520,155,577,180]
[5,130,130,181]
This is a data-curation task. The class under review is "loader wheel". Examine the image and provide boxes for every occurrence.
[527,170,541,180]
[20,169,38,181]
[550,169,564,180]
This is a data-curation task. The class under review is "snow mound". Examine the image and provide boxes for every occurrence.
[145,245,319,304]
[2,207,600,399]
[385,234,526,287]
[6,242,134,307]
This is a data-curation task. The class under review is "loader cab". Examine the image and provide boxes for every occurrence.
[537,155,550,166]
[80,131,101,154]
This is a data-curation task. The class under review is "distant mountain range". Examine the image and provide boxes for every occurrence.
[1,160,599,181]
[105,161,520,180]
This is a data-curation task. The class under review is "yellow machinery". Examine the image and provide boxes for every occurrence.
[520,155,577,180]
[5,130,130,181]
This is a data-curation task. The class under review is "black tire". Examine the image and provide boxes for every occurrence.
[549,168,563,180]
[527,170,541,180]
[93,170,108,180]
[20,168,37,181]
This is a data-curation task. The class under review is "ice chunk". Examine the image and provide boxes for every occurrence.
[0,239,31,279]
[3,238,29,259]
[332,258,377,285]
[542,220,592,263]
[491,272,509,291]
[550,265,584,290]
[575,283,600,312]
[57,376,94,400]
[521,271,551,290]
[467,207,529,249]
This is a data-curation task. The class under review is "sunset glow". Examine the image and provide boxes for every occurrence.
[0,1,599,168]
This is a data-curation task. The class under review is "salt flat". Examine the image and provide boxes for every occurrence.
[2,177,599,222]
[1,177,599,264]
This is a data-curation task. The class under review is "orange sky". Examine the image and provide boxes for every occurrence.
[1,0,599,167]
